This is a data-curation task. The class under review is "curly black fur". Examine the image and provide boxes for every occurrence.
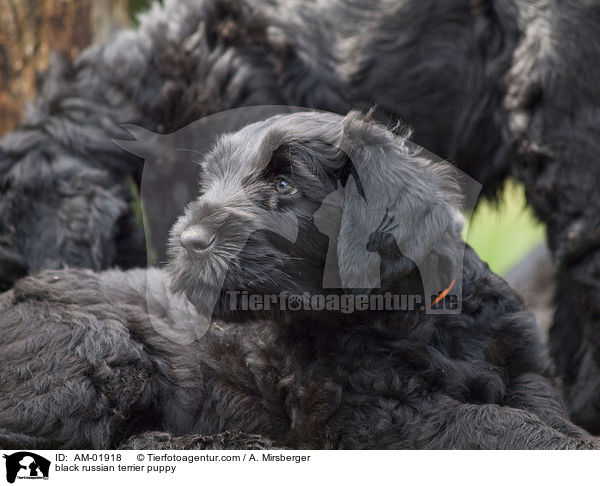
[1,0,600,431]
[0,112,597,449]
[119,431,277,450]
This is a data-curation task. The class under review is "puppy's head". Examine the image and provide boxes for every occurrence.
[167,110,465,323]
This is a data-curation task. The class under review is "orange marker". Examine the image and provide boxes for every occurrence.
[431,279,457,306]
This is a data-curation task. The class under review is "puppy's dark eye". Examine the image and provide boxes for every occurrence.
[274,179,297,195]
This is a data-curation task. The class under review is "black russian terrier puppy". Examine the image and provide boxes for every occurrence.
[0,112,597,449]
[2,0,600,433]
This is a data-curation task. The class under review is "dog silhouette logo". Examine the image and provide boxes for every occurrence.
[3,452,50,483]
[115,107,483,344]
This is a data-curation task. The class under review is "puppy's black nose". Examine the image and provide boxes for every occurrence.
[180,225,215,252]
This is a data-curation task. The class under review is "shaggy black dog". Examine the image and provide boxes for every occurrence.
[0,112,597,449]
[2,0,600,431]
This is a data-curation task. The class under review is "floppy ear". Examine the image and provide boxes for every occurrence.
[335,112,465,309]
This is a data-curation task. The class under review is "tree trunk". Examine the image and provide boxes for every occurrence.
[0,0,130,135]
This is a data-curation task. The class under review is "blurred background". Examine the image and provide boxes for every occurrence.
[0,0,149,134]
[0,0,546,278]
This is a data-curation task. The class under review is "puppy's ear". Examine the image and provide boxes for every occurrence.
[335,112,464,308]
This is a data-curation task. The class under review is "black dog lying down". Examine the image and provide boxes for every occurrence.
[2,0,600,433]
[0,112,596,449]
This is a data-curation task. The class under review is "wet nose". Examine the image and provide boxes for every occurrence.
[180,225,215,252]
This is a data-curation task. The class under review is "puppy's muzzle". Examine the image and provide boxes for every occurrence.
[180,225,216,253]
